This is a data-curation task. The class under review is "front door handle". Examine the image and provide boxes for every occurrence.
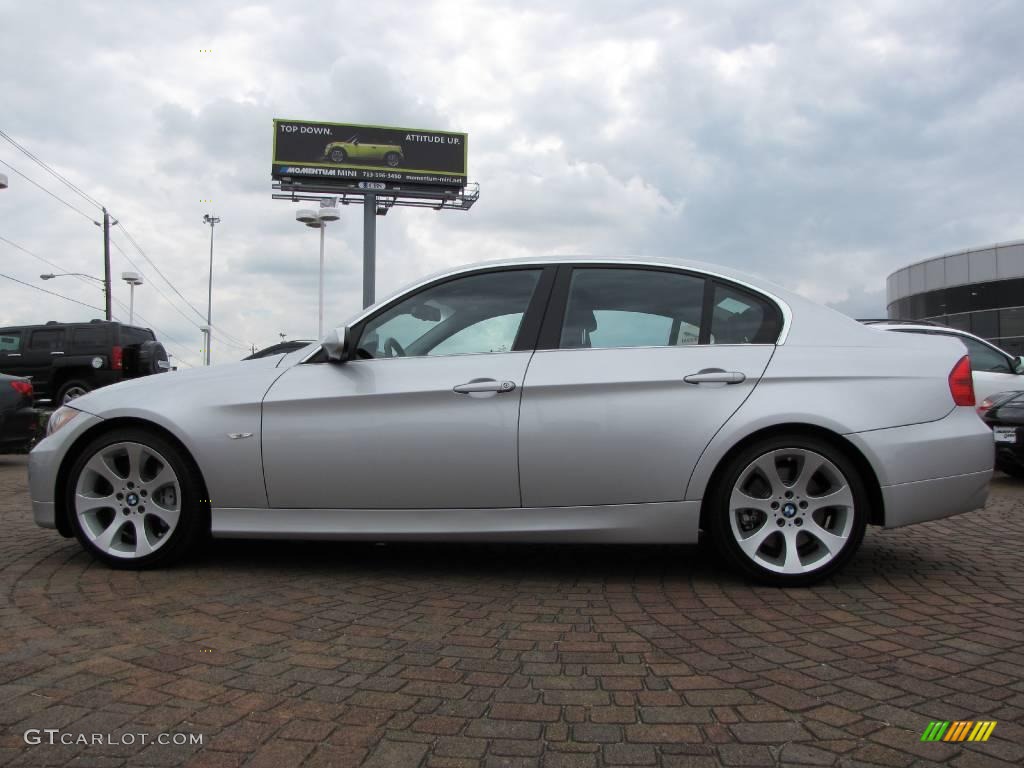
[684,368,746,385]
[453,379,517,394]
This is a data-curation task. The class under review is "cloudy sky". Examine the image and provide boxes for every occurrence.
[1,0,1021,367]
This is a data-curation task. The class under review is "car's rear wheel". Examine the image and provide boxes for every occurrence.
[330,148,347,162]
[384,152,401,167]
[57,379,93,404]
[67,428,206,569]
[709,435,867,586]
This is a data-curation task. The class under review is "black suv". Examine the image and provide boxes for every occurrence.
[0,321,169,404]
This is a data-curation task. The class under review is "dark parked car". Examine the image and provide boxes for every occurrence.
[0,373,39,453]
[0,321,169,404]
[243,340,315,360]
[979,390,1024,478]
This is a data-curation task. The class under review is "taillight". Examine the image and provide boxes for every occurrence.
[10,380,32,397]
[112,345,123,370]
[977,398,994,417]
[948,355,975,406]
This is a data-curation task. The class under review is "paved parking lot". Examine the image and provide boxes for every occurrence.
[1,456,1022,768]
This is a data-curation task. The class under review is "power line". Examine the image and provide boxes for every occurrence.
[0,131,247,352]
[0,129,103,210]
[109,238,207,332]
[116,223,207,322]
[115,221,249,348]
[0,271,106,313]
[0,159,100,224]
[0,235,102,292]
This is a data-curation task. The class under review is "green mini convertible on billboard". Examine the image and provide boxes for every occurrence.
[273,119,468,187]
[322,136,404,167]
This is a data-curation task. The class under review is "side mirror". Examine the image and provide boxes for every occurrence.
[1014,356,1024,375]
[321,326,353,363]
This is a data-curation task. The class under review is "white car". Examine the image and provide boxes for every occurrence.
[863,321,1024,404]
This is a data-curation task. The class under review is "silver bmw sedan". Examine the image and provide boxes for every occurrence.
[29,257,993,586]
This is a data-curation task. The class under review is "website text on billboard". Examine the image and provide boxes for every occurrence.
[272,119,468,187]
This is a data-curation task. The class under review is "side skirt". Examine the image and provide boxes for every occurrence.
[211,501,701,543]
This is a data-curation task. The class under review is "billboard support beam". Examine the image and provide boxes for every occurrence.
[363,193,376,309]
[274,180,479,318]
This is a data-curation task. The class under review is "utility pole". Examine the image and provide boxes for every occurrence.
[102,208,112,320]
[203,214,220,365]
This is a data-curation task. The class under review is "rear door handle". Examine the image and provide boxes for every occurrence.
[684,368,746,385]
[453,379,517,394]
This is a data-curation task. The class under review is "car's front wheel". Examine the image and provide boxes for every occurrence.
[384,152,401,167]
[709,435,867,586]
[66,428,206,569]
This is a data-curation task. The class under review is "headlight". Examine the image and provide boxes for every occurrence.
[46,406,81,437]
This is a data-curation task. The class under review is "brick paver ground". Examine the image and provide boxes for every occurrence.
[0,456,1022,767]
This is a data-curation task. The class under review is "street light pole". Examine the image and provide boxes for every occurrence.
[203,214,220,365]
[296,203,339,338]
[102,208,112,321]
[121,272,143,324]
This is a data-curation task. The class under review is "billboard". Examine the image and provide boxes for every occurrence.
[272,119,467,187]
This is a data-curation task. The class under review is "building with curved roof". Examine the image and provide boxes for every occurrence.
[887,240,1024,355]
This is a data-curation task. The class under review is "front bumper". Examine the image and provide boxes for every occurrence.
[848,406,994,528]
[29,410,104,530]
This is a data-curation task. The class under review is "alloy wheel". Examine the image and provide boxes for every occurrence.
[73,441,181,558]
[728,448,855,575]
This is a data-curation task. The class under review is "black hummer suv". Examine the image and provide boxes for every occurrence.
[0,321,169,404]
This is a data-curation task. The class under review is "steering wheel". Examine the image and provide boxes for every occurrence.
[383,337,407,358]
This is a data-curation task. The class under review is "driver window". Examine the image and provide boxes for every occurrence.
[357,270,542,359]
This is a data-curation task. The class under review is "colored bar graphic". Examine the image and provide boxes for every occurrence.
[922,720,996,742]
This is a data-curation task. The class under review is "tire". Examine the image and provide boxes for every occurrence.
[708,434,868,587]
[57,379,93,404]
[329,148,347,163]
[384,152,401,167]
[66,427,207,569]
[134,340,169,376]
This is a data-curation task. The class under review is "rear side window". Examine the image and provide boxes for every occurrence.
[954,335,1012,374]
[0,331,21,352]
[710,283,782,344]
[120,327,156,345]
[28,329,64,351]
[71,326,108,351]
[559,268,706,349]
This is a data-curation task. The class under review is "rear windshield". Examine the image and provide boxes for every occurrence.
[120,326,156,345]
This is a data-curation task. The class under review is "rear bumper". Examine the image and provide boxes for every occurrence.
[880,469,991,528]
[847,406,994,528]
[0,406,40,453]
